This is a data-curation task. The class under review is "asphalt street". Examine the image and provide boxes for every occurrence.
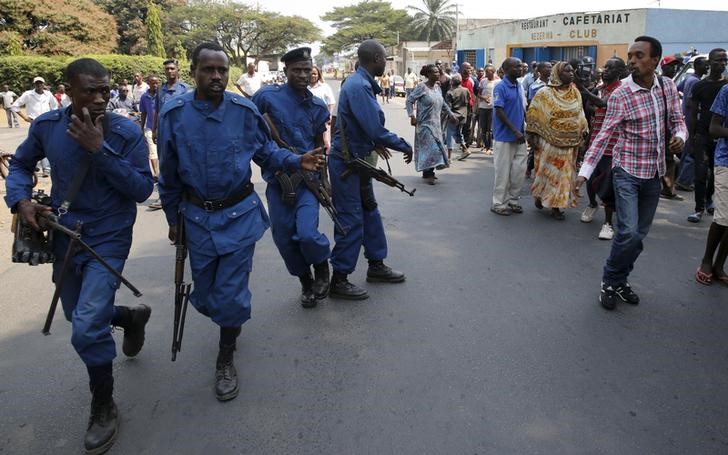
[1,83,727,454]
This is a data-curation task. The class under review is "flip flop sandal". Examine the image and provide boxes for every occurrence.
[715,274,728,286]
[695,268,713,286]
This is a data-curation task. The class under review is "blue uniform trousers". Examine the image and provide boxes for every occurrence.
[328,156,387,275]
[265,183,330,277]
[52,238,126,367]
[187,242,255,328]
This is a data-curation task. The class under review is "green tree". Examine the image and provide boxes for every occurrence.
[93,0,185,54]
[146,1,165,57]
[173,40,187,62]
[407,0,456,44]
[0,0,117,55]
[0,32,24,56]
[165,1,321,67]
[320,1,415,56]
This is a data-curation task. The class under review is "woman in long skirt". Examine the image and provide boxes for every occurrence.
[406,64,455,185]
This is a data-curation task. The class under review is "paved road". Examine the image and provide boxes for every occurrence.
[1,84,727,454]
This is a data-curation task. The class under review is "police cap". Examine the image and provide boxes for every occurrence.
[281,47,312,65]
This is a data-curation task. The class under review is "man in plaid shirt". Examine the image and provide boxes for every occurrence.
[575,36,687,311]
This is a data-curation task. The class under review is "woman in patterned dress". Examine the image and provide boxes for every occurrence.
[406,64,455,185]
[526,62,589,219]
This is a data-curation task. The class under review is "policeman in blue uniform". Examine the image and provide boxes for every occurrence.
[252,47,331,308]
[328,39,414,300]
[157,43,324,401]
[5,58,154,454]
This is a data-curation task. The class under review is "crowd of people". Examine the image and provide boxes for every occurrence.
[404,37,728,310]
[2,34,727,454]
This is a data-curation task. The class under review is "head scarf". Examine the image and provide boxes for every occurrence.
[526,61,588,147]
[548,61,568,87]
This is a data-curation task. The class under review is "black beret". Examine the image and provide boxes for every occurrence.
[281,47,312,65]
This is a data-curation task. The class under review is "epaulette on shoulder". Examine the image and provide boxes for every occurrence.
[104,112,142,141]
[33,109,63,124]
[159,95,188,117]
[229,93,257,111]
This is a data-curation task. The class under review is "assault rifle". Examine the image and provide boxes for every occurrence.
[12,191,143,335]
[341,158,416,197]
[171,218,191,361]
[330,115,416,197]
[262,113,348,234]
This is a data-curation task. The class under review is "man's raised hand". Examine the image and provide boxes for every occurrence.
[67,107,104,152]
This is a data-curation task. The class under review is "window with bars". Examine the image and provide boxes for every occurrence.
[462,50,477,65]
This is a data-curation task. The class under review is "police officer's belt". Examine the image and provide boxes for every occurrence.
[185,183,254,212]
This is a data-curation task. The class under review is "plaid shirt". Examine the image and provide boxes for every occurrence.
[579,74,687,180]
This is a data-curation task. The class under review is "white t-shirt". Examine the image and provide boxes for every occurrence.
[131,81,149,105]
[236,72,263,97]
[57,93,72,108]
[404,72,418,89]
[1,91,17,108]
[478,79,497,109]
[13,89,58,119]
[309,82,335,110]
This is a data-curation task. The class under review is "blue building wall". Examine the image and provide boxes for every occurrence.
[645,9,728,57]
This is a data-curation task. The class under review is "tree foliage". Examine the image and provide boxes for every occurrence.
[93,0,185,54]
[407,0,456,43]
[0,32,24,56]
[146,1,165,57]
[0,55,191,92]
[164,1,321,67]
[0,0,117,55]
[320,1,415,56]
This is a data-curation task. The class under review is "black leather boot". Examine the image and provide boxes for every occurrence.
[85,364,119,455]
[312,261,330,300]
[113,304,152,357]
[329,272,369,300]
[215,327,240,401]
[366,260,406,283]
[299,271,317,309]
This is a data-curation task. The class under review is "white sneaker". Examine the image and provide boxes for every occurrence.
[581,205,598,223]
[598,223,614,240]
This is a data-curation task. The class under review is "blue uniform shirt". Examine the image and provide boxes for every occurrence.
[710,85,728,167]
[493,76,525,142]
[157,91,304,253]
[331,67,412,159]
[252,83,329,182]
[4,106,154,256]
[155,80,191,111]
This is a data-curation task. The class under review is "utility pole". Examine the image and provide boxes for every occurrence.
[454,4,460,63]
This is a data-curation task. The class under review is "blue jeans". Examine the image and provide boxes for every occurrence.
[675,141,694,187]
[602,167,661,286]
[446,119,464,149]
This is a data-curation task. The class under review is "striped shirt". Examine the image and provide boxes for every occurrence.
[579,74,687,180]
[589,80,622,156]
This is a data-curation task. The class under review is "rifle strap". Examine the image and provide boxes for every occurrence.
[58,113,115,217]
[339,116,352,161]
[274,171,303,206]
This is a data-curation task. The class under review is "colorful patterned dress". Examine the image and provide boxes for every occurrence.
[526,71,589,209]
